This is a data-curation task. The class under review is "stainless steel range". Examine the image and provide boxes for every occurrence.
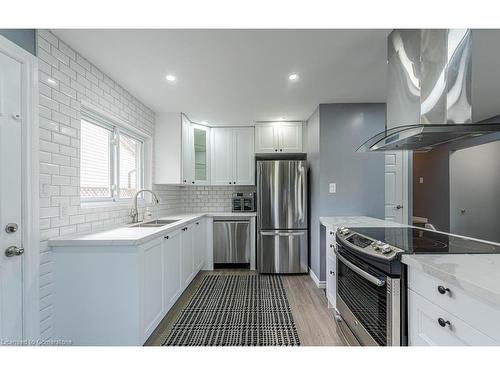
[335,227,403,346]
[335,226,500,346]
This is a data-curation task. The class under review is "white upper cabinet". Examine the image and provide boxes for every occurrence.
[210,128,234,185]
[254,122,303,153]
[233,127,255,185]
[211,127,255,186]
[155,113,210,185]
[254,123,277,153]
[278,122,303,152]
[191,124,210,185]
[181,114,193,184]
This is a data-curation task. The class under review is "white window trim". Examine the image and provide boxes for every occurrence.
[80,104,152,206]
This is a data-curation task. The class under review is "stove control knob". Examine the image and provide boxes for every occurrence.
[381,244,392,254]
[371,241,383,251]
[339,228,350,235]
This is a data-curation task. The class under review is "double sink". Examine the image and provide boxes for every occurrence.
[129,219,180,228]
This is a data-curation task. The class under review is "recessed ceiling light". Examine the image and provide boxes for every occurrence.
[288,73,299,81]
[201,121,208,125]
[277,117,285,121]
[165,75,177,82]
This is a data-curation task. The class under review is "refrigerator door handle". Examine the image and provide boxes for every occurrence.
[260,231,306,236]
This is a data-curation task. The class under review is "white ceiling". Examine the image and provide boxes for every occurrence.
[52,29,390,125]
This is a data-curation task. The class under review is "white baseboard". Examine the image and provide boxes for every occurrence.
[309,268,326,289]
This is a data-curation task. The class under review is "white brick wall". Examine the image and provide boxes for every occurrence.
[36,29,255,342]
[181,186,256,213]
[36,30,183,340]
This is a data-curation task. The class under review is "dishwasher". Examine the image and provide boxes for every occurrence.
[213,217,250,267]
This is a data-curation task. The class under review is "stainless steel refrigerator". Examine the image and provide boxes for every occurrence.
[257,159,308,274]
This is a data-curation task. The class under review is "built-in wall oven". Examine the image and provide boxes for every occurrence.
[335,227,405,346]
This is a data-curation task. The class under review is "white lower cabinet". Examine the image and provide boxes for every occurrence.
[193,219,207,271]
[53,217,208,345]
[181,223,195,288]
[326,254,337,309]
[408,268,500,346]
[163,229,182,310]
[142,238,165,336]
[324,225,338,310]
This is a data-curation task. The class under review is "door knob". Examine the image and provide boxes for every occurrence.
[396,205,403,210]
[5,246,24,257]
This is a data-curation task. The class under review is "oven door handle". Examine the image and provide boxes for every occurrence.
[335,249,386,287]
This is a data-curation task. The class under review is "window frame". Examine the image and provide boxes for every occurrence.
[80,109,145,204]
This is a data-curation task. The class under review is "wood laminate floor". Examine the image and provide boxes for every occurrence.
[145,269,345,346]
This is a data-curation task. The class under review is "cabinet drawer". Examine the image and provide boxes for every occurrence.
[326,227,336,258]
[408,290,497,346]
[326,255,337,309]
[408,268,500,342]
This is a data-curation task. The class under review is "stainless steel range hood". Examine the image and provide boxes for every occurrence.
[358,29,500,152]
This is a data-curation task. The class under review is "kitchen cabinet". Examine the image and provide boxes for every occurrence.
[142,238,165,335]
[211,127,255,185]
[163,229,182,310]
[322,224,338,311]
[181,223,195,288]
[155,113,210,185]
[408,267,500,346]
[52,217,209,345]
[255,122,303,153]
[193,219,207,271]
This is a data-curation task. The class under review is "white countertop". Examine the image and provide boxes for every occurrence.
[319,215,405,229]
[320,215,500,307]
[49,211,256,247]
[402,253,500,307]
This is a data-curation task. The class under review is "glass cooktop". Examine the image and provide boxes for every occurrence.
[347,227,500,254]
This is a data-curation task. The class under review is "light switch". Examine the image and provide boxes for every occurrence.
[419,177,424,184]
[329,183,336,193]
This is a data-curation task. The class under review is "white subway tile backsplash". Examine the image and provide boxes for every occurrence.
[36,30,163,340]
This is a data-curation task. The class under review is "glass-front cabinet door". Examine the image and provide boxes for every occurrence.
[191,124,210,184]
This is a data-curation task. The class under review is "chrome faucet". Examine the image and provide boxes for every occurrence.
[130,189,160,223]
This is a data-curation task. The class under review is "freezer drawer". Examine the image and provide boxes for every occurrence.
[213,220,250,264]
[258,230,308,274]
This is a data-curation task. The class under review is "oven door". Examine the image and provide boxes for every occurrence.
[335,247,400,346]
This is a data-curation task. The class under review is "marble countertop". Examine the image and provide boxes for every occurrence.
[320,215,500,307]
[319,215,405,229]
[49,211,255,247]
[402,253,500,307]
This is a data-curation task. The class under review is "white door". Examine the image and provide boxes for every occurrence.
[180,224,194,288]
[181,114,192,184]
[385,151,409,224]
[255,124,277,153]
[0,50,24,342]
[233,127,255,185]
[210,128,234,185]
[142,239,164,335]
[192,219,207,271]
[278,122,302,153]
[163,229,182,309]
[191,124,210,185]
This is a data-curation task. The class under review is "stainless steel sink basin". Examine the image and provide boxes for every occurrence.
[130,219,180,228]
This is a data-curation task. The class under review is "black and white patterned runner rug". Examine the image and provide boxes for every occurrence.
[163,274,300,346]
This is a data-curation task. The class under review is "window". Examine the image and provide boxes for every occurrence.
[80,114,144,202]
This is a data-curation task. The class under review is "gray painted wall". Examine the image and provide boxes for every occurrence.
[450,140,500,243]
[0,29,36,55]
[307,103,386,281]
[306,107,320,277]
[413,148,450,232]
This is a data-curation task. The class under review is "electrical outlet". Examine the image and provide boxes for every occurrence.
[329,183,336,193]
[419,177,424,184]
